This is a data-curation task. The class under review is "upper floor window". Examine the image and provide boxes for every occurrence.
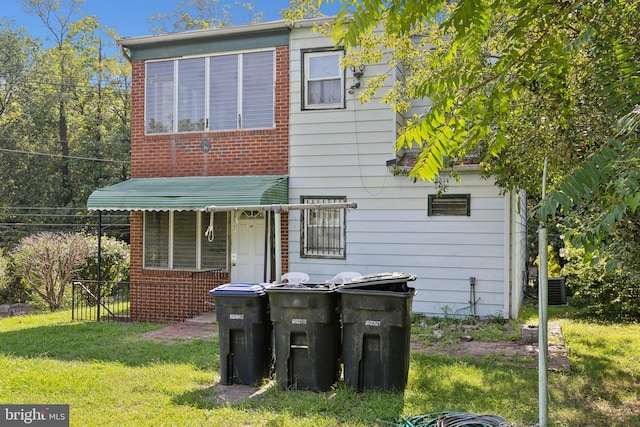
[303,50,344,110]
[145,49,275,134]
[301,196,346,259]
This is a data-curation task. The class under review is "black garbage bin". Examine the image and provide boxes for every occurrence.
[266,282,341,391]
[338,272,416,391]
[209,283,272,386]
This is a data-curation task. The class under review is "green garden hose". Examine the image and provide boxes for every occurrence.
[377,412,516,427]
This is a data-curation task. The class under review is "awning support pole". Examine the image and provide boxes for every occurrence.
[274,206,282,283]
[97,211,102,322]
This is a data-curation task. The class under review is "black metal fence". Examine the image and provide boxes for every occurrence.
[71,280,131,322]
[71,270,224,323]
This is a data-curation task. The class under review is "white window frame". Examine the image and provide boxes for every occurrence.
[143,211,229,271]
[144,48,275,134]
[303,50,345,110]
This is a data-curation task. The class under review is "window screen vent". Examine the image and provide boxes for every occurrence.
[428,194,471,216]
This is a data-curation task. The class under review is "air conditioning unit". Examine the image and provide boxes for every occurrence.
[548,277,566,305]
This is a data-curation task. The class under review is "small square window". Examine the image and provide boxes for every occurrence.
[428,194,471,216]
[303,50,344,109]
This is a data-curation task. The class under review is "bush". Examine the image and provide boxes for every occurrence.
[0,249,31,304]
[11,232,92,311]
[75,235,129,306]
[561,241,640,321]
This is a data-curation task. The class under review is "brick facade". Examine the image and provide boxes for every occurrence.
[127,45,290,321]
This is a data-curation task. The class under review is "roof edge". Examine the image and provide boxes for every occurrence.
[117,20,290,47]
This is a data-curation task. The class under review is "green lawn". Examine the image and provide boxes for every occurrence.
[1,308,639,426]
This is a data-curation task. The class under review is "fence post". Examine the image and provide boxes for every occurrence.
[97,211,102,322]
[72,281,76,321]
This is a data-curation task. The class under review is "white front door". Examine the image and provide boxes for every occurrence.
[230,212,267,283]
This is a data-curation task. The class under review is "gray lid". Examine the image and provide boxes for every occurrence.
[209,282,267,296]
[340,272,416,291]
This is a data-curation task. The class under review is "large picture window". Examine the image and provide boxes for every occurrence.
[303,50,344,109]
[144,211,228,270]
[301,196,346,259]
[145,49,275,134]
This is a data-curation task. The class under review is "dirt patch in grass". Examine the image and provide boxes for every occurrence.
[138,322,218,343]
[410,322,570,371]
[138,317,569,371]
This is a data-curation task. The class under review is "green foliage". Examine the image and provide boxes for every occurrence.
[535,245,562,277]
[0,249,32,304]
[561,239,640,322]
[0,5,131,246]
[149,0,264,34]
[75,234,129,306]
[305,0,640,259]
[3,309,640,425]
[10,231,92,311]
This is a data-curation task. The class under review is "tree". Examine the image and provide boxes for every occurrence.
[11,231,91,311]
[288,0,639,254]
[149,0,264,34]
[22,0,86,206]
[0,3,131,247]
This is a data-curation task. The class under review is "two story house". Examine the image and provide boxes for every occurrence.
[87,18,527,321]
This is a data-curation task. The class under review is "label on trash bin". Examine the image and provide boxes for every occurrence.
[365,320,381,327]
[292,318,307,325]
[229,314,244,320]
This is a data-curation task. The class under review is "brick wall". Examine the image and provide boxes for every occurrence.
[128,46,290,320]
[129,46,289,178]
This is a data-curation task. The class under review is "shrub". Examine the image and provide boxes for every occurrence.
[11,232,92,311]
[561,241,640,321]
[75,235,129,306]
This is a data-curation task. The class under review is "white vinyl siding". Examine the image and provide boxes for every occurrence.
[146,49,275,134]
[143,211,228,271]
[288,24,526,319]
[303,50,344,109]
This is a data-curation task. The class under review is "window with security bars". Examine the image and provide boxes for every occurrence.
[428,194,471,216]
[301,196,346,259]
[144,211,228,270]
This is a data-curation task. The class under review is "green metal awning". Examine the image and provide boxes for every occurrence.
[87,175,288,211]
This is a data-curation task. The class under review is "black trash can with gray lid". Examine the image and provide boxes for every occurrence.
[266,282,341,391]
[338,272,416,391]
[209,283,272,386]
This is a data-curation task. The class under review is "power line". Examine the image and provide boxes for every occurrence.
[0,147,129,164]
[0,136,130,147]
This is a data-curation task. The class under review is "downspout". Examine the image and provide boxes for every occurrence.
[510,191,516,319]
[503,192,511,318]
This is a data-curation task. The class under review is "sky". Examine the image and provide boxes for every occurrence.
[1,0,340,42]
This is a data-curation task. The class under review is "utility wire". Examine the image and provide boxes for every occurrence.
[0,147,129,164]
